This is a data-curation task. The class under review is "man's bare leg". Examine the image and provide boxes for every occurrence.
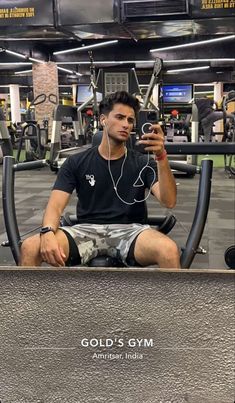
[134,229,180,269]
[20,230,69,267]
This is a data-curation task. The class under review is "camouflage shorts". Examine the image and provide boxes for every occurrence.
[60,223,150,265]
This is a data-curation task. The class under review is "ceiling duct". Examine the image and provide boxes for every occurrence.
[119,0,189,22]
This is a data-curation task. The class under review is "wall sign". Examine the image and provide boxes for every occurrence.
[0,0,54,25]
[191,0,235,16]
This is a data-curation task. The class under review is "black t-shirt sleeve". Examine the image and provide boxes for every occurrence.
[52,157,77,194]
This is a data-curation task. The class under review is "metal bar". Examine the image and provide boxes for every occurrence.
[13,159,49,171]
[1,138,13,157]
[165,142,235,155]
[142,59,162,109]
[2,156,21,265]
[169,161,201,174]
[180,159,213,268]
[2,157,49,265]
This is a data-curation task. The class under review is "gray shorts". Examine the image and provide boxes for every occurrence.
[60,223,150,266]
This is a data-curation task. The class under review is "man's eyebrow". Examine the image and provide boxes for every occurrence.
[115,113,126,117]
[115,113,135,120]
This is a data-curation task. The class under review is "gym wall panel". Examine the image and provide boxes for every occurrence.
[57,0,116,25]
[0,267,234,402]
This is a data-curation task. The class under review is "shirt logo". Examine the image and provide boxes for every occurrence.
[85,174,96,186]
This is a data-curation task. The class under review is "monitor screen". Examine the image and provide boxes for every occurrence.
[162,85,193,104]
[76,85,102,104]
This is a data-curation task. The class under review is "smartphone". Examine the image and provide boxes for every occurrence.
[135,109,159,153]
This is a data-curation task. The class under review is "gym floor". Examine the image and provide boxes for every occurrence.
[0,160,234,269]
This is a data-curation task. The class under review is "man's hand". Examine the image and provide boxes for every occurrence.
[138,123,165,157]
[40,232,66,267]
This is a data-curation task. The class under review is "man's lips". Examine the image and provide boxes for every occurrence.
[118,131,128,136]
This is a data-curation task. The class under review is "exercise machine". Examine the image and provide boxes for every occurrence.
[49,53,101,170]
[49,104,90,170]
[2,154,212,269]
[222,90,235,177]
[15,93,54,162]
[0,107,13,163]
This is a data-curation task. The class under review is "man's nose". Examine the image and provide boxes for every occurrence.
[122,119,129,128]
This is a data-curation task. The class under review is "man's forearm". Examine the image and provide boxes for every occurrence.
[42,206,62,231]
[41,190,71,231]
[156,157,177,209]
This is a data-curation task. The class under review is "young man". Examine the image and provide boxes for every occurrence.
[20,91,180,268]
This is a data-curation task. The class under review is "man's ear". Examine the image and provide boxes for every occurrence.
[100,114,106,127]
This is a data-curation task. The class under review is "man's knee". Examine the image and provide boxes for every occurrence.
[134,230,180,267]
[159,237,179,260]
[21,235,40,257]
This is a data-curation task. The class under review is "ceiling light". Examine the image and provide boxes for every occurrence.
[53,40,119,55]
[194,91,214,94]
[57,66,82,76]
[15,70,32,75]
[0,37,73,41]
[150,35,235,52]
[0,62,32,66]
[166,66,210,73]
[5,49,27,59]
[3,48,45,63]
[55,59,234,67]
[164,58,235,63]
[56,60,154,65]
[28,57,45,63]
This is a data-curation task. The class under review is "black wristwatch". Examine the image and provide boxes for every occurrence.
[40,226,55,236]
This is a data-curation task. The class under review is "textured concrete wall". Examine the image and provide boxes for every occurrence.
[32,62,59,137]
[0,268,234,403]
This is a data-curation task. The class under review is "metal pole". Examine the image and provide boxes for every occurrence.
[2,156,21,264]
[180,159,213,268]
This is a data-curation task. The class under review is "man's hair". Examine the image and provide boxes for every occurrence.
[99,91,140,118]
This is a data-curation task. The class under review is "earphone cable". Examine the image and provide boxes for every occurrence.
[105,126,156,205]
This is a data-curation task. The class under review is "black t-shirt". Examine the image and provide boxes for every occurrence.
[53,146,158,224]
[195,98,214,120]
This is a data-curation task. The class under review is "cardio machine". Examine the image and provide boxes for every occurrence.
[0,107,13,163]
[15,93,55,162]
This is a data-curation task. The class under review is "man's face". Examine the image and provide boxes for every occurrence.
[102,103,136,143]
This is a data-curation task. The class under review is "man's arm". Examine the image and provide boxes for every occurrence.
[151,157,176,209]
[40,190,71,266]
[138,123,177,209]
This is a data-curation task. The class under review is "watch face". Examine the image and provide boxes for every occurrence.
[40,227,53,234]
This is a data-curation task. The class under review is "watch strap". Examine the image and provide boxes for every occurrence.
[40,226,55,235]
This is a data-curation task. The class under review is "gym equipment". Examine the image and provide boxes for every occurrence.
[0,107,13,163]
[194,98,221,142]
[142,58,162,110]
[49,54,101,170]
[15,93,54,162]
[49,104,91,170]
[2,155,212,269]
[193,96,234,144]
[165,113,191,143]
[164,142,235,155]
[224,245,235,269]
[222,90,235,177]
